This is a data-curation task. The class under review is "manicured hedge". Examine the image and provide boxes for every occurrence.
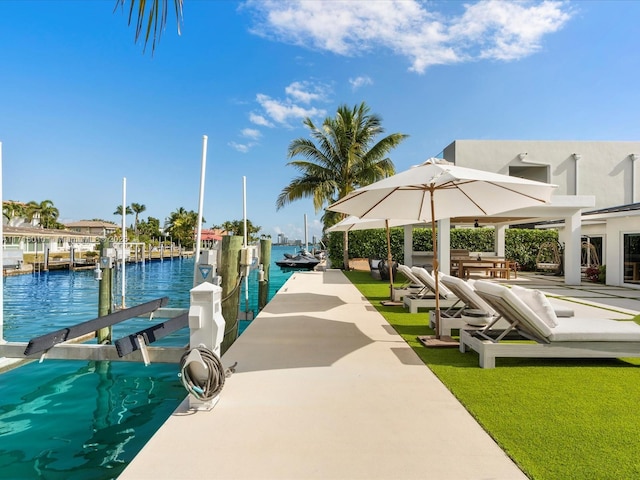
[328,227,559,271]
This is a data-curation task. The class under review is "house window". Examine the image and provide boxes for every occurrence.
[623,234,640,284]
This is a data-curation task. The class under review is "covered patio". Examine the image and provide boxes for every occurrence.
[401,195,595,285]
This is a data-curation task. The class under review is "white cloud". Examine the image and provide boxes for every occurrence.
[249,112,274,127]
[229,141,252,153]
[284,80,329,103]
[241,128,262,139]
[245,0,574,73]
[349,75,373,90]
[256,93,326,127]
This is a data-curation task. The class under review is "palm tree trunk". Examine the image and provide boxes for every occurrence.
[343,230,349,270]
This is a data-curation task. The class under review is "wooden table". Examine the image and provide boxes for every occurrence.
[452,258,513,279]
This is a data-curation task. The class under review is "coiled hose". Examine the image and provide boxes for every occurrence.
[179,346,235,401]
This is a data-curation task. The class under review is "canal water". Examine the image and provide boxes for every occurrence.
[0,245,302,480]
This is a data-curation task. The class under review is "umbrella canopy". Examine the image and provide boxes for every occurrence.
[328,158,557,342]
[327,216,418,232]
[327,216,423,300]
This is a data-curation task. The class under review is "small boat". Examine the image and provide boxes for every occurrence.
[275,249,321,270]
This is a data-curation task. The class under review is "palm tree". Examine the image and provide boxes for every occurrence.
[115,0,183,53]
[131,202,146,235]
[27,200,60,229]
[3,201,27,226]
[277,102,408,268]
[165,207,202,249]
[114,205,134,217]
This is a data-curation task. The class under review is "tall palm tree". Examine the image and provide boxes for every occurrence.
[277,102,408,269]
[115,0,183,53]
[3,201,27,226]
[114,205,134,217]
[27,200,60,229]
[131,202,146,235]
[165,207,202,249]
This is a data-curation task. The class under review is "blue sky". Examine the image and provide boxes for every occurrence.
[1,1,638,242]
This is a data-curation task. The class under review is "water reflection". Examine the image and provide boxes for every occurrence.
[0,361,184,480]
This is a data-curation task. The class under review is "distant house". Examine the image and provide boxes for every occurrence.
[2,220,118,262]
[65,220,119,237]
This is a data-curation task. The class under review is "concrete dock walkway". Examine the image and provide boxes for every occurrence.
[121,269,526,479]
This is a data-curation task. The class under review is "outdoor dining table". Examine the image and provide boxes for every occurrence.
[452,258,513,279]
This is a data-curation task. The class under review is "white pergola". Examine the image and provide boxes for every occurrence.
[402,195,596,285]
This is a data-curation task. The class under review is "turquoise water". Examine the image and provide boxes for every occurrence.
[0,247,297,480]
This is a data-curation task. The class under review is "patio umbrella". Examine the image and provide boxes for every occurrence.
[327,158,557,345]
[327,216,422,300]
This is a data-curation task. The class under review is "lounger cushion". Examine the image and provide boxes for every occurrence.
[511,285,559,328]
[410,267,453,298]
[549,318,640,342]
[440,274,495,314]
[475,281,553,339]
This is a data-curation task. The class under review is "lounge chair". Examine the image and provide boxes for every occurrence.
[435,275,576,336]
[402,267,458,313]
[459,280,640,368]
[391,265,429,301]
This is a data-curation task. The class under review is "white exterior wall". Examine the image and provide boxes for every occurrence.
[444,140,640,209]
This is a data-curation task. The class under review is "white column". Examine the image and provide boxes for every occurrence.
[437,218,450,275]
[631,154,638,203]
[563,210,582,285]
[573,154,581,195]
[403,225,413,267]
[494,224,506,257]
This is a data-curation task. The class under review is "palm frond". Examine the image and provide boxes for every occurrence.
[114,0,183,53]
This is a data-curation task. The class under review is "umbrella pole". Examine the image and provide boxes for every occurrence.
[386,219,394,300]
[418,187,457,348]
[429,188,441,339]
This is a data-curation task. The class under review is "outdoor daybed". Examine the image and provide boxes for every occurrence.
[459,281,640,368]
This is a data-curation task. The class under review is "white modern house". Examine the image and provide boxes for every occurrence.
[424,140,640,287]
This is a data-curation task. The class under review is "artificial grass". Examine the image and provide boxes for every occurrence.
[345,270,640,480]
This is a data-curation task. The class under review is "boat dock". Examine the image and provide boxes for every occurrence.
[120,269,526,479]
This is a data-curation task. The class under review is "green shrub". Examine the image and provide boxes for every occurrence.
[328,227,559,271]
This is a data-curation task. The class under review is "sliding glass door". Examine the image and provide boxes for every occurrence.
[623,234,640,284]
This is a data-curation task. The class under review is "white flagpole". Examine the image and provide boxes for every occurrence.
[243,176,250,315]
[121,177,126,308]
[193,135,207,286]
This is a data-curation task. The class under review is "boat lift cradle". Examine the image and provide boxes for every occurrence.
[0,297,189,366]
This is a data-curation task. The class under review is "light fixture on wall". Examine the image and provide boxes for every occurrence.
[518,153,528,160]
[474,219,479,228]
[631,154,639,162]
[572,153,582,160]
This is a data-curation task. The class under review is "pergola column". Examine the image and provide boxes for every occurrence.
[404,225,413,267]
[494,224,506,257]
[562,210,582,285]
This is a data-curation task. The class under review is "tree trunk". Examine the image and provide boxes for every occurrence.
[343,230,349,270]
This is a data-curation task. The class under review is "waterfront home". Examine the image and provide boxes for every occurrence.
[401,140,640,287]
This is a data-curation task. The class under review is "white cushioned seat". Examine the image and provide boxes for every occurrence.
[549,317,640,342]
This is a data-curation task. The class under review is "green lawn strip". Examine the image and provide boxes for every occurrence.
[345,270,640,480]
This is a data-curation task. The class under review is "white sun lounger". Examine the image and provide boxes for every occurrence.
[402,267,458,313]
[392,265,430,301]
[459,280,640,368]
[435,275,576,337]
